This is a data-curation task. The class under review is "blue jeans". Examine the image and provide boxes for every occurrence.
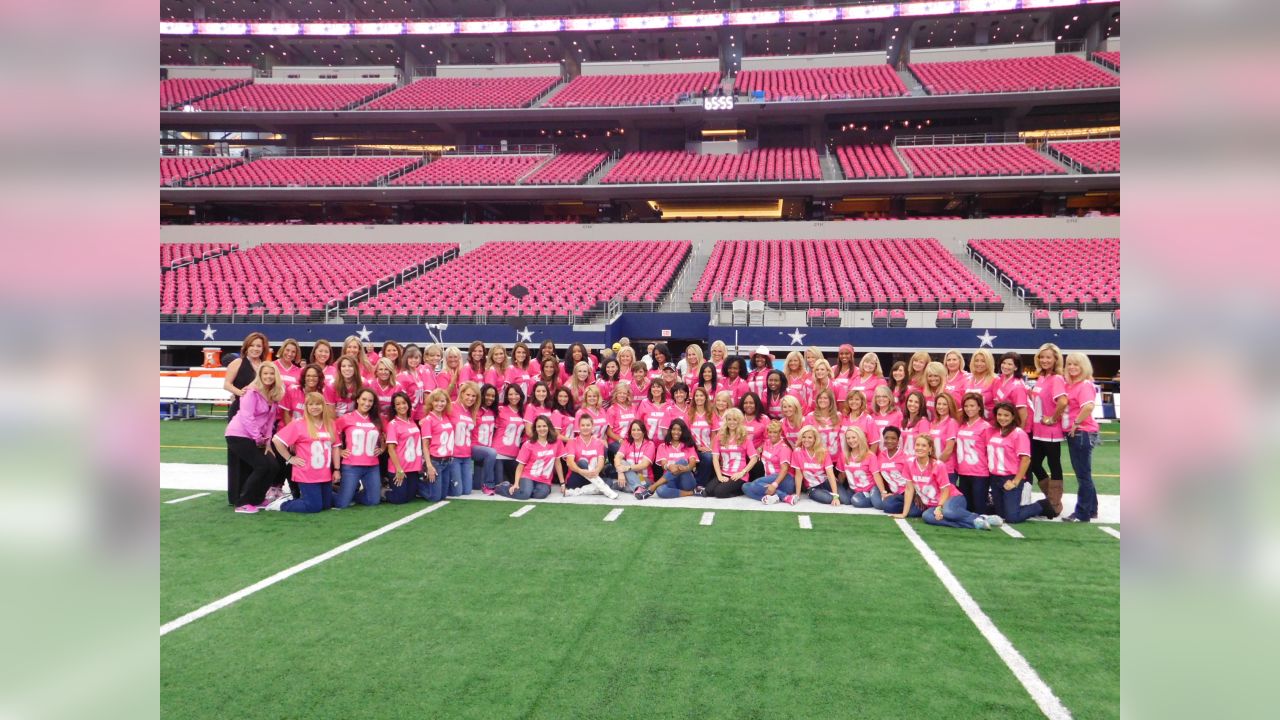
[808,484,851,505]
[959,474,995,514]
[449,454,473,496]
[741,474,796,501]
[336,464,381,508]
[604,441,621,478]
[994,475,1044,523]
[495,479,552,500]
[495,456,517,486]
[566,458,598,490]
[882,492,922,517]
[383,470,420,505]
[849,487,883,509]
[418,457,455,502]
[694,451,713,487]
[655,470,696,498]
[923,495,984,529]
[1067,431,1100,520]
[281,482,333,513]
[472,445,499,489]
[620,469,648,492]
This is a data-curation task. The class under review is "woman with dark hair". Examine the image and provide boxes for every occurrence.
[224,362,283,511]
[224,331,269,421]
[491,384,527,491]
[334,388,385,509]
[763,370,788,419]
[473,384,500,494]
[886,360,910,409]
[648,343,673,383]
[494,415,562,501]
[720,356,749,403]
[563,342,595,380]
[383,391,422,505]
[635,419,699,500]
[746,346,775,398]
[991,351,1030,429]
[695,361,719,402]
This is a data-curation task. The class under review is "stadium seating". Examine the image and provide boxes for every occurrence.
[1049,140,1120,173]
[161,78,245,109]
[909,55,1119,95]
[160,242,237,270]
[160,242,456,319]
[968,238,1119,309]
[522,152,610,185]
[194,82,393,111]
[601,147,821,184]
[190,157,421,187]
[353,241,690,320]
[834,145,908,179]
[691,239,1003,310]
[391,155,546,186]
[1093,51,1120,70]
[899,144,1065,177]
[161,156,240,186]
[361,76,559,110]
[544,72,719,107]
[733,65,908,101]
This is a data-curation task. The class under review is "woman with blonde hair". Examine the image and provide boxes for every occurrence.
[1028,343,1069,517]
[964,349,998,415]
[907,351,932,394]
[869,385,903,444]
[835,426,885,508]
[779,395,806,445]
[708,340,729,377]
[566,360,596,408]
[268,391,339,513]
[272,338,303,388]
[941,349,970,405]
[368,357,400,421]
[682,343,706,387]
[340,334,374,380]
[742,420,794,504]
[1061,352,1101,522]
[439,346,465,401]
[794,426,841,506]
[484,344,512,390]
[897,435,1001,530]
[782,351,812,409]
[706,408,758,498]
[805,387,842,456]
[921,361,948,419]
[808,359,835,414]
[224,362,284,511]
[846,352,885,415]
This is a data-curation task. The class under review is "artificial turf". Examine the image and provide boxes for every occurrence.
[160,498,1119,719]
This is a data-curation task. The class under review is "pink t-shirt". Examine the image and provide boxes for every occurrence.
[944,371,971,406]
[870,410,904,443]
[564,436,607,472]
[436,368,462,402]
[494,406,526,458]
[687,413,719,450]
[899,417,933,461]
[618,440,656,483]
[419,410,456,459]
[741,416,768,449]
[929,416,960,473]
[369,380,399,419]
[764,393,785,420]
[961,376,996,416]
[274,419,335,484]
[280,384,324,424]
[460,365,486,388]
[805,413,842,455]
[1029,374,1069,441]
[474,408,496,448]
[780,416,804,446]
[661,404,689,438]
[638,400,671,441]
[847,375,887,411]
[711,435,756,476]
[516,440,562,485]
[385,417,423,473]
[835,450,881,494]
[656,442,696,470]
[784,373,813,410]
[335,412,381,467]
[523,404,554,436]
[877,447,910,494]
[606,403,639,440]
[397,370,428,421]
[324,384,358,418]
[550,410,576,439]
[954,419,992,476]
[452,409,475,459]
[747,368,770,399]
[274,360,302,388]
[575,407,609,441]
[758,439,792,477]
[840,413,878,449]
[720,376,748,404]
[991,376,1029,414]
[790,446,833,491]
[1065,380,1100,433]
[909,459,959,508]
[986,427,1031,477]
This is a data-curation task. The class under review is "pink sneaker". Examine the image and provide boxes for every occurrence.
[782,494,797,506]
[234,504,259,514]
[481,486,495,496]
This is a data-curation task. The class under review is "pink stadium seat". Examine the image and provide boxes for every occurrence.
[545,72,719,107]
[968,238,1119,311]
[734,65,908,101]
[161,78,245,109]
[352,241,690,320]
[361,76,559,110]
[189,157,420,187]
[1049,140,1120,173]
[160,242,237,270]
[1093,51,1120,70]
[391,155,546,186]
[523,152,610,185]
[194,82,393,111]
[899,144,1065,177]
[834,145,907,179]
[601,147,820,184]
[909,55,1119,95]
[690,238,1003,311]
[161,156,240,186]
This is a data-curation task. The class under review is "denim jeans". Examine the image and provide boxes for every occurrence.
[336,463,381,508]
[1067,431,1100,520]
[694,451,713,487]
[449,455,473,496]
[418,457,456,503]
[383,470,420,505]
[741,474,796,501]
[881,492,922,517]
[620,469,648,492]
[280,482,333,513]
[494,479,552,500]
[472,445,499,489]
[993,475,1044,523]
[655,470,697,498]
[922,495,983,529]
[808,484,852,505]
[959,474,995,514]
[566,458,598,490]
[848,487,883,509]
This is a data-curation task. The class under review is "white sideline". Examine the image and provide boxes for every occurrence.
[699,511,715,526]
[798,515,812,530]
[999,524,1025,539]
[510,504,536,518]
[164,492,209,505]
[603,508,623,522]
[160,501,451,637]
[1098,526,1120,540]
[895,519,1073,720]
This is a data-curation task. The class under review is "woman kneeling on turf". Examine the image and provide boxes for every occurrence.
[563,415,619,499]
[268,392,339,513]
[634,419,698,500]
[877,427,917,517]
[383,392,423,504]
[794,426,841,506]
[835,426,885,509]
[988,402,1054,523]
[897,436,1002,530]
[495,415,563,501]
[741,420,794,505]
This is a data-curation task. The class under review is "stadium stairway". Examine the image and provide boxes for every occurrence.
[582,155,622,185]
[819,152,845,181]
[896,68,927,97]
[950,243,1034,314]
[530,78,571,108]
[657,245,713,312]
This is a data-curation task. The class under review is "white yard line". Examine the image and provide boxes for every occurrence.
[999,523,1025,539]
[798,515,813,530]
[1098,526,1121,540]
[160,501,451,637]
[163,492,209,505]
[510,504,536,518]
[603,508,623,522]
[895,519,1073,720]
[699,511,715,526]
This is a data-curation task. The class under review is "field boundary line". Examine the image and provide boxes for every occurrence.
[1098,526,1120,540]
[798,515,812,530]
[999,524,1024,539]
[603,508,623,522]
[510,504,536,518]
[895,519,1073,720]
[700,511,715,526]
[163,492,209,504]
[160,501,451,637]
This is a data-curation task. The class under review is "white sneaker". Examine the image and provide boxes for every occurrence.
[265,495,289,511]
[564,487,583,497]
[973,515,990,530]
[985,514,1004,528]
[762,494,779,505]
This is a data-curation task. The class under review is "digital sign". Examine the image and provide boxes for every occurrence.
[703,96,735,111]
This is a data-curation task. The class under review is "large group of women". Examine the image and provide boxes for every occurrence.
[222,333,1103,530]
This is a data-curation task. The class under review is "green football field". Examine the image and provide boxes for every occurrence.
[160,492,1119,719]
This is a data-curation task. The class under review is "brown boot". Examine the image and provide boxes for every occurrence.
[1040,478,1064,517]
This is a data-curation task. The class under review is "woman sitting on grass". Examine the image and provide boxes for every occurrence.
[495,415,563,501]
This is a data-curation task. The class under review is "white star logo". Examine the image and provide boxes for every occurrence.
[357,326,373,342]
[201,324,217,340]
[516,327,534,343]
[977,330,997,348]
[787,329,806,346]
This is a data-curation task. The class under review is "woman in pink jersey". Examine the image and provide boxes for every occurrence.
[942,350,970,406]
[461,341,487,387]
[449,382,482,496]
[281,363,326,427]
[954,393,993,514]
[793,426,841,506]
[309,339,334,380]
[474,384,500,494]
[741,420,794,504]
[921,362,948,419]
[615,345,637,384]
[484,345,511,390]
[708,340,728,377]
[638,381,671,442]
[720,357,749,404]
[805,387,842,457]
[686,386,718,489]
[635,419,699,500]
[869,385,903,445]
[809,360,835,414]
[929,392,960,484]
[273,338,302,389]
[991,351,1030,429]
[397,346,431,422]
[495,415,562,501]
[566,360,595,408]
[907,351,931,395]
[627,362,650,400]
[1028,343,1069,518]
[381,392,423,505]
[536,355,563,395]
[419,389,458,502]
[340,335,375,382]
[267,391,339,513]
[876,427,916,517]
[846,352,886,415]
[840,389,877,453]
[831,344,858,403]
[746,346,774,399]
[737,392,768,455]
[706,408,758,499]
[493,384,527,488]
[597,358,622,408]
[436,347,464,402]
[549,386,577,439]
[899,391,933,465]
[964,349,998,415]
[648,344,673,384]
[1061,353,1101,523]
[379,341,403,372]
[605,383,639,484]
[563,415,617,499]
[694,361,719,404]
[524,382,554,439]
[576,384,609,443]
[835,426,884,509]
[900,436,1001,530]
[422,344,443,375]
[334,388,385,509]
[763,370,788,420]
[325,356,363,418]
[224,362,284,512]
[682,344,706,388]
[509,342,539,395]
[778,395,806,446]
[536,340,559,378]
[368,358,400,422]
[614,420,656,493]
[988,402,1053,523]
[782,351,812,410]
[886,360,910,409]
[564,343,594,381]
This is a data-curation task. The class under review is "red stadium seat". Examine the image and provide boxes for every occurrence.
[909,55,1119,95]
[601,148,820,184]
[362,76,559,110]
[194,82,393,111]
[968,238,1118,312]
[545,72,718,108]
[1049,140,1120,173]
[190,157,420,187]
[899,144,1065,177]
[734,65,908,101]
